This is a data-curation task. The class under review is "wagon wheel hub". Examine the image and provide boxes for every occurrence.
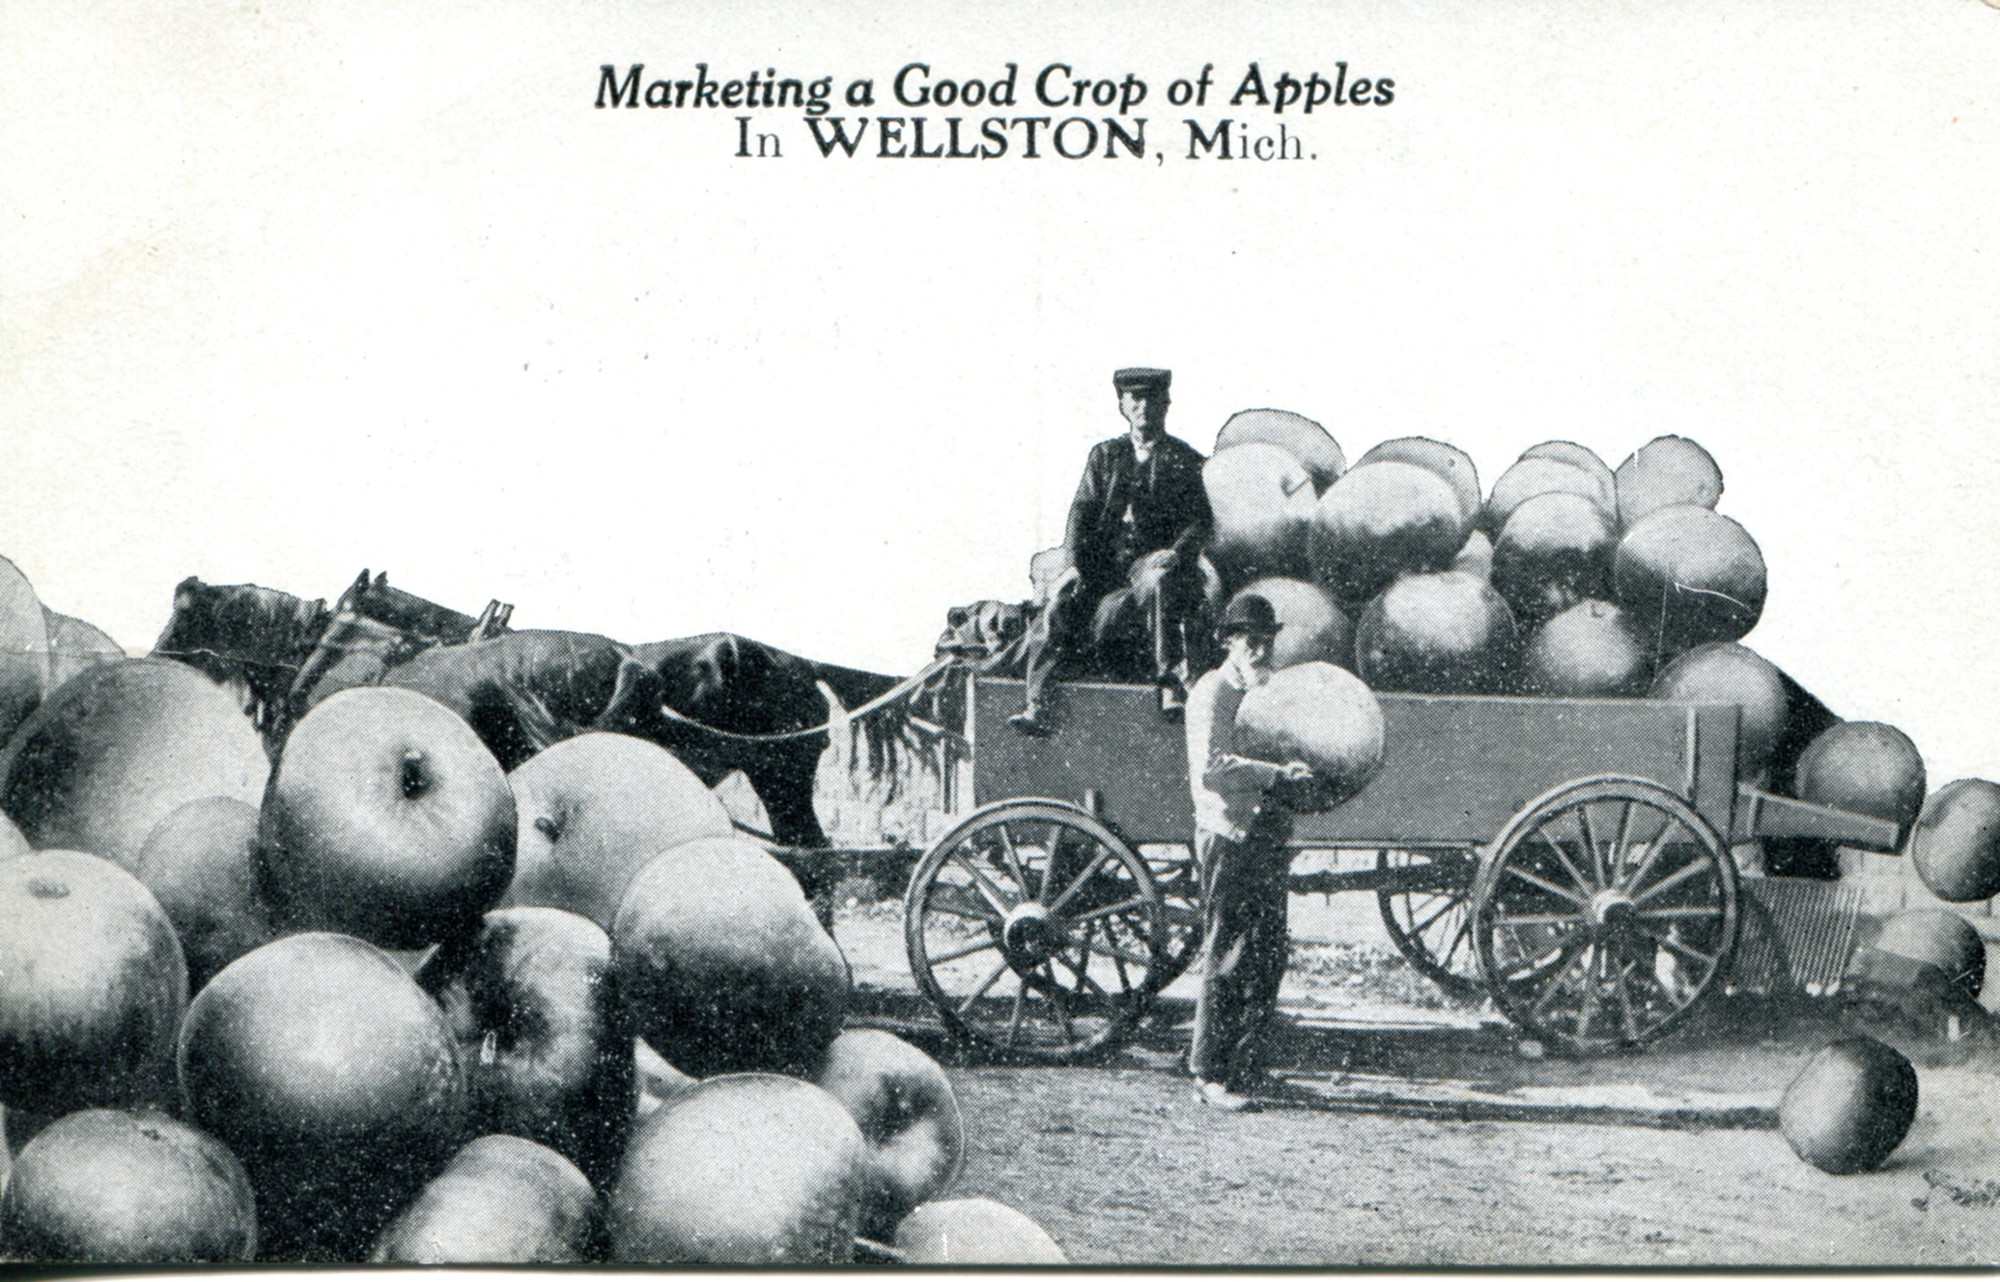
[1001,903,1067,970]
[1587,889,1637,933]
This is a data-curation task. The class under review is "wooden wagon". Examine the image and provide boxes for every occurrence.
[898,676,1907,1062]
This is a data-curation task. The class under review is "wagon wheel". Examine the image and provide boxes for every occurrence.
[1472,777,1739,1055]
[1376,848,1486,1004]
[1135,841,1205,988]
[905,799,1169,1064]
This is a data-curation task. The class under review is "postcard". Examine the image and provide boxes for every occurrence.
[2,0,1998,1268]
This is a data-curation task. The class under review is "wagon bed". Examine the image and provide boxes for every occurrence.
[897,676,1905,1062]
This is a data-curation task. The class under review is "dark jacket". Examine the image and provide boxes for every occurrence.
[1064,433,1211,591]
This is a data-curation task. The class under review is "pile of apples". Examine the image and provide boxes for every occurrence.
[0,558,1063,1264]
[1203,416,2000,891]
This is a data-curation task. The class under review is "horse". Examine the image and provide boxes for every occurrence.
[629,633,910,851]
[153,577,921,865]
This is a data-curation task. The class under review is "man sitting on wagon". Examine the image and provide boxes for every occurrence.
[1009,366,1214,735]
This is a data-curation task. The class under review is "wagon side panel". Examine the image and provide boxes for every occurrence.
[971,679,1194,842]
[1292,696,1744,847]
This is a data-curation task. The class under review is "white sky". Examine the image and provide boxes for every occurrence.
[3,1,1998,782]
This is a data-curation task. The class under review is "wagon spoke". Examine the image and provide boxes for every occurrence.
[1039,825,1069,903]
[995,824,1032,898]
[1004,987,1027,1047]
[927,935,1000,965]
[1409,893,1464,939]
[1079,920,1134,996]
[1503,863,1591,906]
[1057,943,1112,1001]
[926,886,1002,923]
[1612,810,1676,893]
[1108,935,1135,994]
[1533,829,1597,897]
[1630,925,1719,972]
[1081,934,1155,970]
[1048,845,1115,915]
[1438,918,1473,970]
[1530,942,1593,1019]
[949,851,1015,916]
[1609,802,1637,882]
[956,956,1013,1016]
[1630,856,1715,906]
[1574,804,1606,890]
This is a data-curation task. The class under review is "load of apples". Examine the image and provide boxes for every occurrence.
[1202,411,2000,901]
[0,561,1063,1265]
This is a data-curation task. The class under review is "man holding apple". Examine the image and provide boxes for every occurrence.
[1009,367,1213,735]
[1183,593,1314,1112]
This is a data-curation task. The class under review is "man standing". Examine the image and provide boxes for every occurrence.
[1183,593,1313,1110]
[1011,367,1213,734]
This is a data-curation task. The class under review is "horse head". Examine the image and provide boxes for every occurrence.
[151,576,331,728]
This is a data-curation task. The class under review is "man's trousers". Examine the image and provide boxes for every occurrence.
[1187,813,1293,1088]
[1017,549,1212,713]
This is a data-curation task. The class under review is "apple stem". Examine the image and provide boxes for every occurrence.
[401,749,429,800]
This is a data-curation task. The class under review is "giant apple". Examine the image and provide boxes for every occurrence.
[0,808,26,859]
[612,837,850,1080]
[1779,1037,1918,1175]
[816,1029,966,1241]
[0,555,50,744]
[417,906,637,1188]
[372,1133,602,1263]
[1308,461,1470,605]
[259,686,515,948]
[1491,492,1618,625]
[1614,504,1766,654]
[505,731,732,928]
[41,607,126,691]
[0,850,186,1116]
[1649,642,1788,783]
[0,658,267,873]
[1214,408,1345,492]
[1518,440,1617,511]
[1483,457,1608,536]
[609,1073,868,1263]
[129,795,276,992]
[1355,436,1482,524]
[1615,433,1725,527]
[1355,570,1519,695]
[0,1108,256,1262]
[178,932,469,1260]
[1203,443,1318,588]
[894,1198,1069,1264]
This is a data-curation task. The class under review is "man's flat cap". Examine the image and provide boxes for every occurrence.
[1112,367,1172,395]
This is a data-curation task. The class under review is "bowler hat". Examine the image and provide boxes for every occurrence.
[1217,593,1283,639]
[1113,367,1171,396]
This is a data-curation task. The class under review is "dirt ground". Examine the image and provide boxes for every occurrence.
[832,895,2000,1267]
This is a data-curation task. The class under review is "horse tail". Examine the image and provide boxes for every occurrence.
[811,661,953,802]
